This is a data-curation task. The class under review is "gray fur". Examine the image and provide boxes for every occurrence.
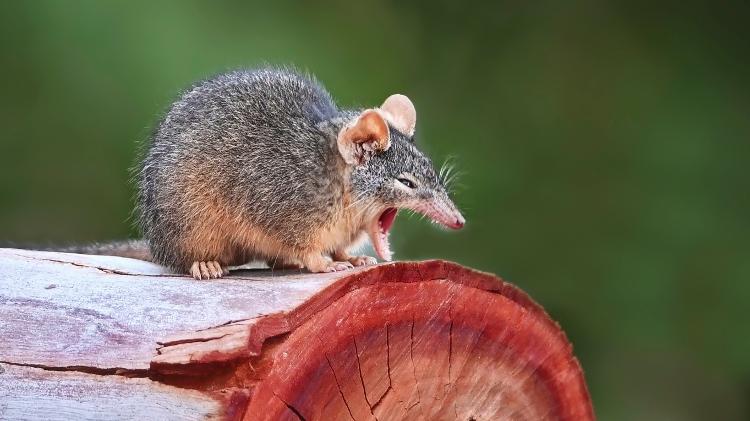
[137,67,453,271]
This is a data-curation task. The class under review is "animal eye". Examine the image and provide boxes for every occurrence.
[397,177,416,189]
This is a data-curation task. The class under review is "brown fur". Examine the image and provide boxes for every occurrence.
[174,167,371,272]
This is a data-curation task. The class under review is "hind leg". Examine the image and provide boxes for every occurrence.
[189,261,228,280]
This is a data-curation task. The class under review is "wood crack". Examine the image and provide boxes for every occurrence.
[157,333,231,348]
[353,336,378,420]
[9,252,176,277]
[409,315,425,418]
[370,386,392,413]
[0,360,148,378]
[271,390,306,421]
[449,312,457,420]
[383,323,406,412]
[322,353,357,420]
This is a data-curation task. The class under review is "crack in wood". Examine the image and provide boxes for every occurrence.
[9,253,176,277]
[352,336,378,420]
[409,316,426,419]
[322,353,356,421]
[383,323,407,412]
[369,326,396,417]
[157,333,231,348]
[447,301,456,403]
[448,318,454,386]
[271,390,306,421]
[0,360,148,378]
[200,316,263,331]
[447,307,458,420]
[370,386,392,414]
[385,324,393,390]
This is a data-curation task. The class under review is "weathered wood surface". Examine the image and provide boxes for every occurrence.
[0,364,223,421]
[1,249,342,370]
[0,248,594,420]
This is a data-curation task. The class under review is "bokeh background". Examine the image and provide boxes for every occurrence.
[1,1,748,418]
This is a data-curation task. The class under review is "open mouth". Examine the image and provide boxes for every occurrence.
[368,208,398,261]
[367,201,465,262]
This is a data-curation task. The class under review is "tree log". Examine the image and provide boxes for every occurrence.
[0,249,594,420]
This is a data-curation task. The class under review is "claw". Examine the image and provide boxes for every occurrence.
[333,261,354,271]
[349,255,377,266]
[189,261,227,280]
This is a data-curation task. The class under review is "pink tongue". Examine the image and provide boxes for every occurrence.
[379,208,398,232]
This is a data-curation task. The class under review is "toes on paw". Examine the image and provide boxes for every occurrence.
[351,256,377,266]
[190,261,226,279]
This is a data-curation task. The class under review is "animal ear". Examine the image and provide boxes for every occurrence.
[337,109,391,165]
[380,94,416,137]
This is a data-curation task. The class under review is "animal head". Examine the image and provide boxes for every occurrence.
[338,94,465,261]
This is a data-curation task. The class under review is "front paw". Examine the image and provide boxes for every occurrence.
[325,261,355,272]
[348,255,378,267]
[304,255,354,273]
[189,261,227,280]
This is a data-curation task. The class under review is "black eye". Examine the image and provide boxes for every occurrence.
[397,177,416,189]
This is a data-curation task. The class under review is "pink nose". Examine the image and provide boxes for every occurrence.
[450,214,465,229]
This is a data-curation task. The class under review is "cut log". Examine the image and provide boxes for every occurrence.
[0,249,594,420]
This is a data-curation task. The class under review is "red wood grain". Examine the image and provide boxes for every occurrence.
[246,279,593,420]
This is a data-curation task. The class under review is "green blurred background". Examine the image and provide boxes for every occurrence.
[1,1,748,418]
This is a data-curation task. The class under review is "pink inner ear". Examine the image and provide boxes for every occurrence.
[337,109,391,165]
[355,110,390,147]
[380,94,416,136]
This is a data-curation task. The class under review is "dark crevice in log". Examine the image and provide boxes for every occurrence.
[9,252,176,277]
[445,301,456,416]
[156,333,231,348]
[384,323,406,410]
[370,386,392,413]
[322,353,356,421]
[448,317,454,386]
[152,333,289,391]
[151,359,246,386]
[408,316,425,418]
[352,336,378,420]
[200,316,263,330]
[0,360,148,378]
[272,391,306,421]
[384,324,393,391]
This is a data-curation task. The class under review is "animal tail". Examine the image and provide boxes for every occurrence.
[3,239,152,262]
